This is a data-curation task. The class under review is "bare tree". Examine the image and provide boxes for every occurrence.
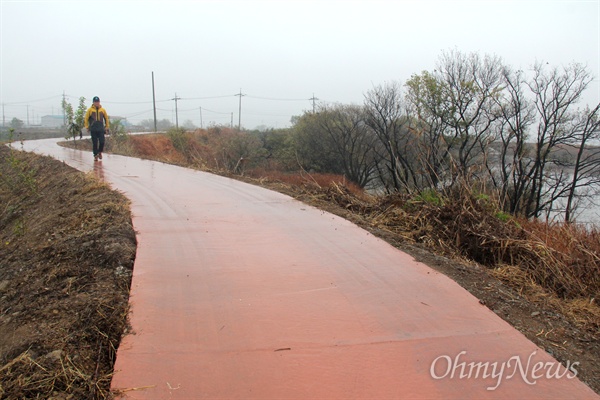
[493,66,537,214]
[363,81,417,193]
[524,62,593,219]
[492,61,597,220]
[562,104,600,222]
[433,50,504,183]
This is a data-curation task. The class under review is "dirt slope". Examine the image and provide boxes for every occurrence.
[0,145,136,399]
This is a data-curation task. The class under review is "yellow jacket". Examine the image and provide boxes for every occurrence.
[84,105,110,131]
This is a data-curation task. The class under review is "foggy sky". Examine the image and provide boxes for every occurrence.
[1,0,598,129]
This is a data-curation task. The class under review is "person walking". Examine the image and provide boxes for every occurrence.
[84,96,110,161]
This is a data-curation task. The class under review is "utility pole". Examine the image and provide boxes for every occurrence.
[235,88,245,130]
[199,107,203,129]
[172,93,181,129]
[152,71,157,132]
[309,93,319,113]
[230,112,233,129]
[62,91,66,129]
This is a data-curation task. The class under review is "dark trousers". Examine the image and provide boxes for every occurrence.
[91,130,105,156]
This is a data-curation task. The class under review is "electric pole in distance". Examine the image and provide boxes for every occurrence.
[309,93,319,113]
[172,93,181,129]
[152,72,157,132]
[235,89,245,130]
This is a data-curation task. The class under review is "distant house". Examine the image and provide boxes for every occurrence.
[41,115,64,128]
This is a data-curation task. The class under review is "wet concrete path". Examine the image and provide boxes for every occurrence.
[19,139,598,399]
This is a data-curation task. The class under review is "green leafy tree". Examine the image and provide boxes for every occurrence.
[61,99,75,140]
[293,104,377,188]
[109,118,129,147]
[62,96,86,140]
[75,97,86,139]
[251,128,296,171]
[405,71,453,190]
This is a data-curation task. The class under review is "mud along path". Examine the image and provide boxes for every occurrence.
[20,139,598,399]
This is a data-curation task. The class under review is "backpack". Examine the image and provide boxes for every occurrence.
[89,109,106,133]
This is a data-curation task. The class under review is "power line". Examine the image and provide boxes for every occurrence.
[177,106,204,113]
[246,95,311,102]
[107,99,171,104]
[244,111,300,117]
[1,89,322,127]
[120,109,155,118]
[3,93,315,107]
[2,94,63,105]
[201,107,230,115]
[181,95,235,100]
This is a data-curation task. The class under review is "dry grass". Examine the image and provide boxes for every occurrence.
[0,297,128,399]
[247,169,366,198]
[128,134,187,165]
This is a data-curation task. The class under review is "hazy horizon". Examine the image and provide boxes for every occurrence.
[1,0,598,130]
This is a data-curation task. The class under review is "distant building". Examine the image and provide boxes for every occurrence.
[41,115,64,128]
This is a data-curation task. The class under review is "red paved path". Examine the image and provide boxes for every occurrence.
[21,139,598,399]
